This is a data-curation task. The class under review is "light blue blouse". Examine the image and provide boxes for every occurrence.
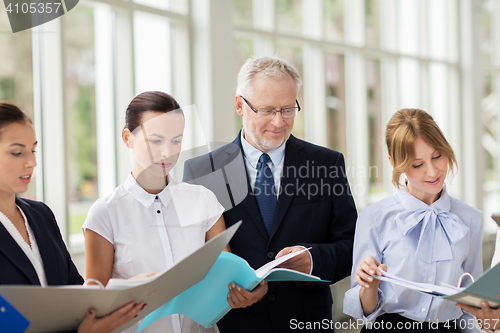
[343,184,483,333]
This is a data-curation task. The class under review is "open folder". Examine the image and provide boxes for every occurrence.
[0,222,241,333]
[372,261,500,308]
[139,248,329,330]
[0,294,30,333]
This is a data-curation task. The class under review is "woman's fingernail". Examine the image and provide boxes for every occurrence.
[141,304,146,310]
[237,287,241,291]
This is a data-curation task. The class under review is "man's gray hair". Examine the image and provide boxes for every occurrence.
[236,56,303,98]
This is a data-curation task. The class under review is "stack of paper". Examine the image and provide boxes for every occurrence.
[372,262,500,308]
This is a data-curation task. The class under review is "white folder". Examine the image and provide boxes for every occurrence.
[0,221,241,333]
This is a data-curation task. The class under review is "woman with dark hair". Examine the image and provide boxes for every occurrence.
[83,91,264,333]
[0,101,145,332]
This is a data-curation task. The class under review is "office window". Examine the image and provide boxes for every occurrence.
[481,0,495,65]
[276,0,302,35]
[397,0,420,55]
[62,5,98,241]
[0,7,34,117]
[366,58,383,197]
[0,5,36,200]
[277,42,304,139]
[233,0,253,27]
[324,0,344,42]
[0,33,33,114]
[398,58,421,107]
[427,0,448,60]
[234,35,255,72]
[428,63,449,135]
[234,35,255,131]
[133,0,187,13]
[483,74,496,183]
[325,53,346,153]
[364,0,380,48]
[134,12,172,94]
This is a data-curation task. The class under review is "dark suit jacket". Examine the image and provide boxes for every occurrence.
[0,197,83,286]
[184,133,357,332]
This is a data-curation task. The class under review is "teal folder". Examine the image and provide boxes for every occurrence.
[0,294,30,333]
[138,251,329,330]
[443,262,500,308]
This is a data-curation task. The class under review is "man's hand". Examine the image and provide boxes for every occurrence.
[275,246,311,274]
[227,279,268,308]
[457,302,500,330]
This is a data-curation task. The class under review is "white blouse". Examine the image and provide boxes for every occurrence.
[0,206,48,287]
[83,174,224,333]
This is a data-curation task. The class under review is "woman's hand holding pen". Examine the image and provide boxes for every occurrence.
[356,255,386,290]
[227,279,268,309]
[357,255,387,316]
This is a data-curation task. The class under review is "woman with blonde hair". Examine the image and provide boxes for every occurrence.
[343,108,482,332]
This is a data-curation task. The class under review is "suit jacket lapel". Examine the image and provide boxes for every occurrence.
[269,136,305,240]
[229,133,270,240]
[0,200,40,285]
[16,198,59,285]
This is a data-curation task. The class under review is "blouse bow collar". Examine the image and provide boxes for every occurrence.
[395,184,469,263]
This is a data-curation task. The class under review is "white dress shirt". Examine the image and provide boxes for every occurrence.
[240,130,285,198]
[83,174,224,333]
[240,131,313,274]
[0,206,47,287]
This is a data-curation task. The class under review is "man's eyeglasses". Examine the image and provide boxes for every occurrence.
[240,96,301,119]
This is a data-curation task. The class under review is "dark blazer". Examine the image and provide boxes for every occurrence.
[184,133,357,333]
[0,197,83,286]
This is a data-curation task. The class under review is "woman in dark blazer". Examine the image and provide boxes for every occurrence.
[0,101,144,333]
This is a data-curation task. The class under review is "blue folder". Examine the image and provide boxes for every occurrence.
[0,294,30,333]
[138,251,329,331]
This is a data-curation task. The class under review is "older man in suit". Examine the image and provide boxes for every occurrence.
[183,56,357,332]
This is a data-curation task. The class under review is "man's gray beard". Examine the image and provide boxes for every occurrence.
[253,134,287,152]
